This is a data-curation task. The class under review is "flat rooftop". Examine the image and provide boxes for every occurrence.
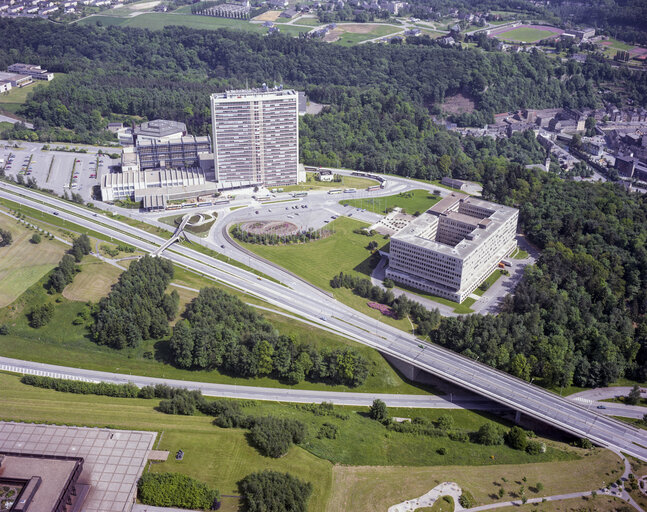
[134,119,186,138]
[392,193,518,259]
[0,422,156,512]
[212,87,297,100]
[0,452,82,511]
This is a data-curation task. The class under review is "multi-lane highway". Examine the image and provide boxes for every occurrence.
[2,180,647,462]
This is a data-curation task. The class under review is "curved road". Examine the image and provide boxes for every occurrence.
[2,180,647,462]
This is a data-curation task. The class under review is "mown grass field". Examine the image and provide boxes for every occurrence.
[498,26,557,43]
[340,189,441,214]
[281,173,378,192]
[330,24,402,45]
[0,371,331,512]
[0,264,428,395]
[0,214,67,307]
[328,449,622,512]
[62,259,123,302]
[79,12,272,33]
[1,372,603,512]
[489,495,633,511]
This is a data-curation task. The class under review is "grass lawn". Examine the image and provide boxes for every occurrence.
[282,173,378,192]
[474,269,504,297]
[0,266,429,395]
[483,495,632,511]
[340,189,441,215]
[0,215,67,307]
[235,216,386,291]
[80,12,272,32]
[293,16,322,26]
[0,371,332,512]
[498,27,557,43]
[62,259,123,302]
[328,448,622,512]
[332,24,401,45]
[158,212,217,237]
[512,247,529,259]
[391,281,475,315]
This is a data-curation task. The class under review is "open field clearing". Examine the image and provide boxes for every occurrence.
[0,215,66,307]
[282,173,378,192]
[0,75,61,114]
[62,259,123,302]
[328,449,622,512]
[252,9,281,21]
[324,23,401,44]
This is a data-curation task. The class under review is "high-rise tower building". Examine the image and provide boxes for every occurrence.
[210,87,298,187]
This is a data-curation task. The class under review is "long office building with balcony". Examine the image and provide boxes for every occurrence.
[385,193,518,303]
[211,87,298,188]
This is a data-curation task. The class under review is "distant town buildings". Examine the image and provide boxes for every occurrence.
[386,193,518,303]
[211,86,299,188]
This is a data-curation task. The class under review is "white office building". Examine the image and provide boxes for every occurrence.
[210,87,298,188]
[385,193,518,303]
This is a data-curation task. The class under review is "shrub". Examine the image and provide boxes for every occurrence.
[0,228,12,247]
[317,422,339,439]
[138,472,219,509]
[0,324,9,335]
[239,471,312,512]
[369,399,388,422]
[459,490,475,508]
[475,423,504,446]
[29,303,54,328]
[250,417,306,458]
[525,440,545,455]
[504,426,528,451]
[30,233,41,244]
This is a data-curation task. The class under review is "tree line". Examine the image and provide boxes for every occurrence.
[169,287,369,387]
[231,225,328,245]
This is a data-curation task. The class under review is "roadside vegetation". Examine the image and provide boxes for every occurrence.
[340,189,441,215]
[1,371,624,512]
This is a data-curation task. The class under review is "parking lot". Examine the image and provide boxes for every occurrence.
[0,143,118,201]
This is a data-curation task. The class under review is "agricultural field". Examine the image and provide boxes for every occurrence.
[0,371,611,512]
[0,214,67,307]
[251,9,281,21]
[340,189,441,215]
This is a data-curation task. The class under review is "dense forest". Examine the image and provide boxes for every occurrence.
[429,160,647,388]
[91,256,178,348]
[1,19,646,179]
[169,288,369,386]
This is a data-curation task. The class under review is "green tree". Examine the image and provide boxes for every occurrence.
[30,233,41,244]
[476,423,504,446]
[0,228,12,247]
[369,399,388,422]
[626,384,641,405]
[504,426,528,451]
[239,471,312,512]
[29,303,55,328]
[254,340,274,376]
[509,353,531,381]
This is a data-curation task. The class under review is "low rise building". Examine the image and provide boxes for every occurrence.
[136,135,212,170]
[386,193,518,303]
[133,119,187,145]
[0,72,31,87]
[8,63,54,81]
